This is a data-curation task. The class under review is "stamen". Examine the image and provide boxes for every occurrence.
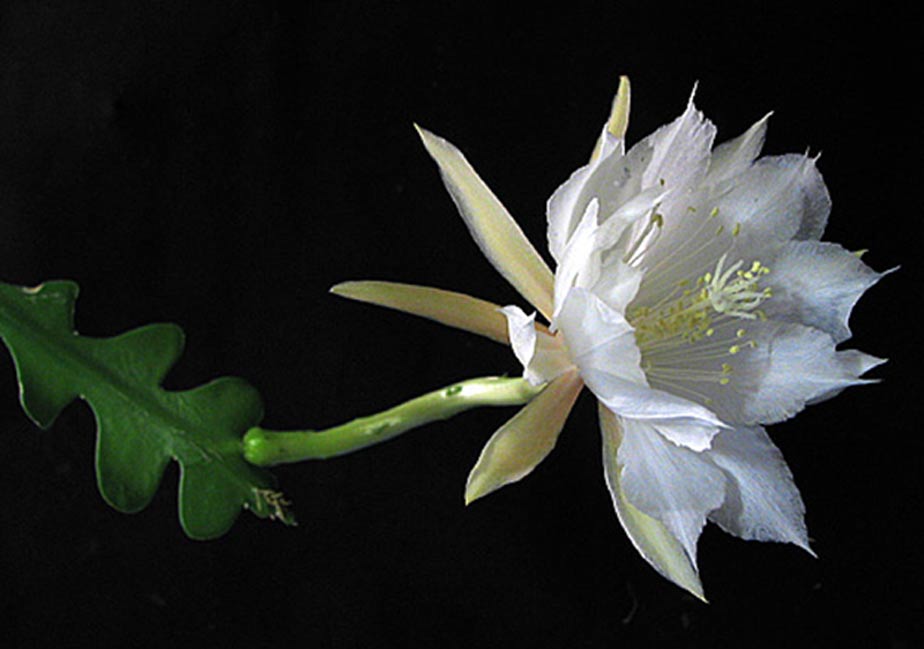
[638,204,728,293]
[703,254,771,319]
[628,253,773,394]
[630,254,771,345]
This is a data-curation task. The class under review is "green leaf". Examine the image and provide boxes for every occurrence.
[0,280,295,539]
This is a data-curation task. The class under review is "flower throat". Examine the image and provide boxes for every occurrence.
[627,254,772,353]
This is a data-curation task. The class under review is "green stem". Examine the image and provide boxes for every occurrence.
[242,376,544,466]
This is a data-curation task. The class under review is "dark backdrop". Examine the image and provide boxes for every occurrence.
[1,2,919,647]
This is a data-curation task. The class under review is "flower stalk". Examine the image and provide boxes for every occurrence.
[242,376,545,466]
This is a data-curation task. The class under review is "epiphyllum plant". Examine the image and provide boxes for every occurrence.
[331,78,886,598]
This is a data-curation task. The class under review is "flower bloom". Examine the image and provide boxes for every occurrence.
[333,78,887,598]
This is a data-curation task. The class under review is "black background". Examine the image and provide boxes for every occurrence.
[0,2,920,647]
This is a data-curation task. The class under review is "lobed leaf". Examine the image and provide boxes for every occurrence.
[0,280,295,539]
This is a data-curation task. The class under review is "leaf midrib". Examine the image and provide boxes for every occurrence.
[0,289,264,498]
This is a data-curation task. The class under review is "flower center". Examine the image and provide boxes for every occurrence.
[625,254,772,400]
[628,254,771,348]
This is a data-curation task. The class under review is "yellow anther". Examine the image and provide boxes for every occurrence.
[630,255,772,358]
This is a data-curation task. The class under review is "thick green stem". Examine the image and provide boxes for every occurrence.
[242,376,544,466]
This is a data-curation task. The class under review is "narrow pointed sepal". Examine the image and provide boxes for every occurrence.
[464,370,582,504]
[590,75,631,163]
[599,404,707,601]
[331,280,510,344]
[414,124,556,320]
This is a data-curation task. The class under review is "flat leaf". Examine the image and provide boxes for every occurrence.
[0,280,295,539]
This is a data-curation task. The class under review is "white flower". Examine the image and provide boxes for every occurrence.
[332,77,888,599]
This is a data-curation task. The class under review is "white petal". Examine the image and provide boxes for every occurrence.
[582,369,723,451]
[583,141,647,228]
[547,160,600,263]
[553,199,603,318]
[765,240,892,343]
[548,78,631,262]
[555,286,646,385]
[618,415,727,569]
[574,96,716,247]
[548,96,714,268]
[636,153,831,294]
[599,404,705,600]
[805,348,885,405]
[551,184,658,310]
[648,417,726,453]
[592,106,733,288]
[500,305,537,370]
[713,154,830,246]
[594,185,667,254]
[726,321,884,425]
[704,112,770,184]
[591,257,643,314]
[415,126,555,319]
[465,370,583,504]
[500,306,573,385]
[634,93,717,192]
[331,281,509,344]
[707,425,812,552]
